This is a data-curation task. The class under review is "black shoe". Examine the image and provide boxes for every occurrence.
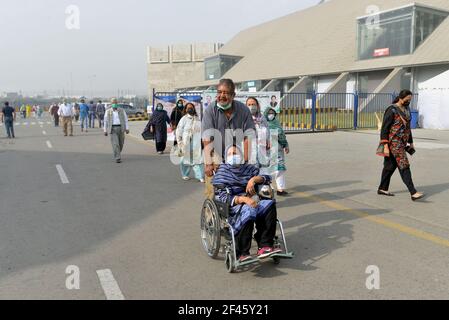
[116,159,122,163]
[378,190,395,196]
[277,190,288,196]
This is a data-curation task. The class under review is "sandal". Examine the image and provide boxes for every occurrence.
[377,190,395,196]
[411,193,425,201]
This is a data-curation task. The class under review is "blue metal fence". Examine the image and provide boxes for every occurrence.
[153,90,419,132]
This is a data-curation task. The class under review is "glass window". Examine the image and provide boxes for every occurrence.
[204,54,242,80]
[357,5,448,60]
[358,6,413,60]
[238,80,271,91]
[204,56,221,80]
[414,6,448,49]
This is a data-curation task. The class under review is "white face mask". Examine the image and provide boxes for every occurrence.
[226,154,242,167]
[249,106,258,115]
[267,114,276,121]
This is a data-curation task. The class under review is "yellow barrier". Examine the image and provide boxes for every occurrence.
[128,115,148,121]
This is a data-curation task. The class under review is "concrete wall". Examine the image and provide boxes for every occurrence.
[357,70,392,93]
[148,62,205,93]
[147,43,221,100]
[380,70,403,94]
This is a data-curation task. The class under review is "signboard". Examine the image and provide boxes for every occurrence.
[154,95,177,141]
[201,91,281,114]
[202,91,281,113]
[234,91,281,114]
[178,94,202,119]
[201,91,216,114]
[154,93,203,141]
[373,48,390,57]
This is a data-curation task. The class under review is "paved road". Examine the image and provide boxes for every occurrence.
[1,116,449,299]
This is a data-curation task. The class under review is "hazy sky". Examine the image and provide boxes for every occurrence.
[0,0,317,97]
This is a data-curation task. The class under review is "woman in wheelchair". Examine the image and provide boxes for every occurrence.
[212,145,282,262]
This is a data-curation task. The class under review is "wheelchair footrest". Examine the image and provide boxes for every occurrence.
[235,252,294,267]
[271,252,294,259]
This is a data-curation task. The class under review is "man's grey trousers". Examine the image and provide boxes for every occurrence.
[110,126,125,160]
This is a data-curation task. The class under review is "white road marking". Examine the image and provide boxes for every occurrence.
[31,122,36,125]
[55,165,69,184]
[47,122,51,124]
[96,269,125,300]
[42,130,47,135]
[39,122,43,125]
[23,122,28,125]
[417,142,449,150]
[46,141,53,149]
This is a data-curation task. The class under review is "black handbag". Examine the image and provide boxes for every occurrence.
[142,127,154,140]
[406,145,416,156]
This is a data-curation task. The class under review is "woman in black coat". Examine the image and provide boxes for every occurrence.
[148,103,170,154]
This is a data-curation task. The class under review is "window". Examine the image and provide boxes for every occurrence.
[357,4,448,60]
[204,54,242,80]
[415,6,448,49]
[358,6,413,60]
[238,80,270,91]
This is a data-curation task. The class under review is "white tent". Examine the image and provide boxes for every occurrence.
[417,68,449,130]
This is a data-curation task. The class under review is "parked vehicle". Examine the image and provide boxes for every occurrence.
[104,103,145,117]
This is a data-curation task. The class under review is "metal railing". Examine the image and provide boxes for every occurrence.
[153,90,419,132]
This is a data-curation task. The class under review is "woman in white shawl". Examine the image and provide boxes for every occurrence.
[246,97,270,173]
[175,103,204,182]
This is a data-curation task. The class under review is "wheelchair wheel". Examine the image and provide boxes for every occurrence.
[201,199,221,258]
[225,251,235,273]
[272,257,281,265]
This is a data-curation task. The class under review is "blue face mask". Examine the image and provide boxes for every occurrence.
[156,106,163,111]
[226,154,242,167]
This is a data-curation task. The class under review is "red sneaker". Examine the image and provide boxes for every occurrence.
[238,255,253,263]
[257,247,282,259]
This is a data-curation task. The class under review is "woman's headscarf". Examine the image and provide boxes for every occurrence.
[151,103,167,125]
[265,107,282,131]
[265,107,288,148]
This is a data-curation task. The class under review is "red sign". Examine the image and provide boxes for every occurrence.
[373,48,390,57]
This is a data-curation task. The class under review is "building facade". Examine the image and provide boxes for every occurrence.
[169,0,449,128]
[147,43,222,101]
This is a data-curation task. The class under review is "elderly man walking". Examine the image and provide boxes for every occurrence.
[104,99,129,163]
[58,100,74,136]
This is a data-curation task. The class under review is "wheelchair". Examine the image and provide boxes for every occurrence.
[200,184,294,273]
